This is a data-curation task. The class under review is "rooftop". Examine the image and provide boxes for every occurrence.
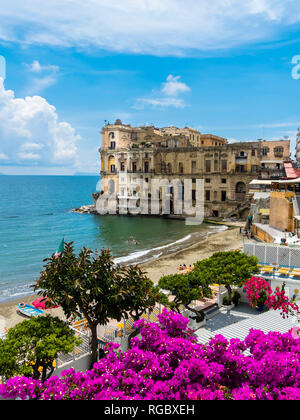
[196,304,295,346]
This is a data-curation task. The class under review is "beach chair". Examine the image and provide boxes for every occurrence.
[260,266,274,274]
[291,269,300,278]
[276,267,291,277]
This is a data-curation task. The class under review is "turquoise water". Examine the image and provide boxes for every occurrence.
[0,175,220,303]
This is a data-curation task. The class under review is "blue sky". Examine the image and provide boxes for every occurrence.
[0,0,300,174]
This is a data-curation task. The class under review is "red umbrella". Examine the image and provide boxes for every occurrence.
[32,297,59,310]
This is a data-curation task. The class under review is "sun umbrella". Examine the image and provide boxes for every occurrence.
[32,297,59,310]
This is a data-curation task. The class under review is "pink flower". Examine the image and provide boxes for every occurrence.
[290,327,300,340]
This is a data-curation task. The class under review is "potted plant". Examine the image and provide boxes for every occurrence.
[222,295,235,311]
[189,310,206,329]
[243,277,272,312]
[232,291,241,307]
[256,290,268,312]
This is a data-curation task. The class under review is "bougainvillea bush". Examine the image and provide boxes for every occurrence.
[1,309,300,400]
[244,277,300,318]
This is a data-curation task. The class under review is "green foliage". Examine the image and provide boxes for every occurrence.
[34,243,165,365]
[194,251,259,303]
[0,315,80,381]
[222,296,231,306]
[122,265,168,321]
[158,270,213,318]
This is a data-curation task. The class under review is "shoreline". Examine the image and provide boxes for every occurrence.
[140,225,243,284]
[0,225,243,332]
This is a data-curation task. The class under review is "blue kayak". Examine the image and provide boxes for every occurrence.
[17,303,44,318]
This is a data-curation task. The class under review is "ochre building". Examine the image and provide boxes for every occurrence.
[98,120,290,220]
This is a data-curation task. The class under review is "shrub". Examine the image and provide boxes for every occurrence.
[1,310,300,400]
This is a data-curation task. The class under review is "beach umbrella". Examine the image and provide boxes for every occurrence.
[32,297,59,310]
[55,237,65,257]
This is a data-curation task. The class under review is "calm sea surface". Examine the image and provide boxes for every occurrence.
[0,175,224,303]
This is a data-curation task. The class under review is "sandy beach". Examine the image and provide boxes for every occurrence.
[140,225,243,284]
[0,225,243,333]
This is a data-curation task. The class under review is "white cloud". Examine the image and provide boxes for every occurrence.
[28,60,59,74]
[0,1,299,55]
[162,75,191,96]
[0,152,8,160]
[25,60,60,94]
[134,97,186,109]
[18,151,41,160]
[0,78,81,167]
[134,74,190,109]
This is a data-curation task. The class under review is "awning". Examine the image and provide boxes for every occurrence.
[250,180,272,185]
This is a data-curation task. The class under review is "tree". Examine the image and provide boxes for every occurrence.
[158,269,213,322]
[121,265,168,346]
[194,251,259,304]
[0,315,80,382]
[35,243,166,365]
[35,244,129,367]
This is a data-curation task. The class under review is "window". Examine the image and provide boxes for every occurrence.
[110,141,116,150]
[251,165,258,173]
[221,191,227,202]
[252,150,256,156]
[132,162,137,173]
[205,178,211,183]
[120,162,125,172]
[110,164,116,173]
[144,162,149,173]
[205,160,211,172]
[262,148,268,156]
[221,160,227,171]
[221,178,227,184]
[236,165,246,173]
[179,163,184,174]
[205,190,211,201]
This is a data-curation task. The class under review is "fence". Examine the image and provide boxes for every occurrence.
[243,240,300,268]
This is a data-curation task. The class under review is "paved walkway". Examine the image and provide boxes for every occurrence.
[195,304,295,345]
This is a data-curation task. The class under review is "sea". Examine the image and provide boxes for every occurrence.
[0,175,227,303]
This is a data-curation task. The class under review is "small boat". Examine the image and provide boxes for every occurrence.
[17,303,44,318]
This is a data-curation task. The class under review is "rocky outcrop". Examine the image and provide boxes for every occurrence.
[72,205,97,214]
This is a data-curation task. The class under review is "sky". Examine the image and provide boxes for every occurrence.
[0,0,300,174]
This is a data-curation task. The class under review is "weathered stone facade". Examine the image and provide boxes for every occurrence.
[99,120,290,220]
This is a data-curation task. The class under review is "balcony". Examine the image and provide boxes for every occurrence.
[235,154,248,164]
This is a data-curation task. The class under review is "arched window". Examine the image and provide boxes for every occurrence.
[236,182,246,202]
